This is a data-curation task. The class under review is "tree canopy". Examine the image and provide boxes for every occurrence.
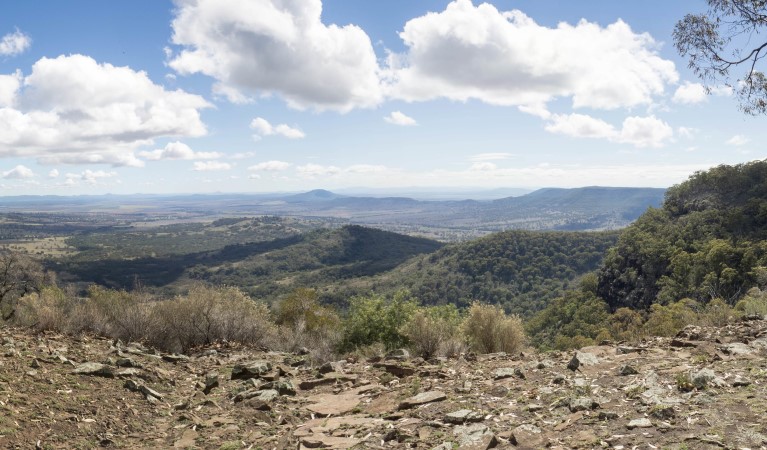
[674,0,767,114]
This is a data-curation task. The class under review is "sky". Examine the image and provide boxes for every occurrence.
[0,0,763,196]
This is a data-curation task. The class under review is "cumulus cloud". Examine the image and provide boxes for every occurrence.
[139,141,221,161]
[2,165,34,179]
[248,160,291,172]
[169,0,382,112]
[546,114,673,148]
[726,134,750,146]
[192,161,232,171]
[250,117,305,140]
[384,111,417,126]
[0,30,31,57]
[672,81,707,104]
[48,169,59,178]
[390,0,678,110]
[296,163,341,177]
[0,54,210,167]
[0,70,22,108]
[64,170,117,186]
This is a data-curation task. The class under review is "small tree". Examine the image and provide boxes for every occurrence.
[0,251,45,321]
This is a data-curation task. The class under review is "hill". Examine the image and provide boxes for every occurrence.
[597,160,767,311]
[372,229,619,316]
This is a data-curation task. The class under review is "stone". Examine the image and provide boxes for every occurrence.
[619,365,639,376]
[453,424,494,447]
[375,362,416,377]
[445,409,484,424]
[116,357,141,368]
[300,434,361,449]
[263,379,296,396]
[299,377,335,390]
[732,375,751,387]
[568,352,599,371]
[510,424,545,448]
[203,371,219,394]
[162,353,190,363]
[318,361,344,374]
[124,379,163,401]
[398,390,447,410]
[569,397,597,412]
[306,393,361,416]
[720,342,754,355]
[72,362,114,378]
[691,368,716,389]
[492,367,516,380]
[230,361,272,380]
[256,389,279,402]
[627,418,653,429]
[385,348,410,361]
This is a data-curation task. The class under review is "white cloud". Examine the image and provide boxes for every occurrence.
[470,162,497,171]
[48,169,59,178]
[546,114,673,148]
[250,117,305,139]
[139,141,221,161]
[384,111,417,126]
[677,127,697,139]
[248,160,291,172]
[296,163,341,177]
[672,82,707,104]
[230,151,256,160]
[345,164,387,174]
[63,170,117,186]
[192,161,232,171]
[0,70,22,108]
[0,30,31,56]
[726,134,750,146]
[0,54,210,167]
[2,165,34,179]
[470,152,513,161]
[169,0,382,112]
[390,0,678,110]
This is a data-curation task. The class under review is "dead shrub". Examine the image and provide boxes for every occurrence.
[14,286,74,332]
[402,305,462,359]
[150,285,275,353]
[462,302,526,354]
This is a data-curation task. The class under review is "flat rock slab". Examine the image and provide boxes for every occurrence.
[492,367,515,380]
[72,362,113,378]
[398,390,447,410]
[295,415,384,438]
[306,393,361,416]
[511,424,545,448]
[300,434,361,449]
[445,409,484,424]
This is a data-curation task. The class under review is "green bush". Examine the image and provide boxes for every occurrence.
[340,290,417,352]
[644,298,700,337]
[734,287,767,317]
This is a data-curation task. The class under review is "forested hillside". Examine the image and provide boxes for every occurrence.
[373,230,619,316]
[529,160,767,349]
[597,160,767,311]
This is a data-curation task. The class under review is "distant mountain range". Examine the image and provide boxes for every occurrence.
[0,186,665,233]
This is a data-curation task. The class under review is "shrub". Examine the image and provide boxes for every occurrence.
[734,287,767,317]
[699,298,733,326]
[14,286,74,331]
[609,307,646,342]
[644,298,700,337]
[150,284,274,353]
[341,290,418,352]
[462,302,526,354]
[273,288,341,362]
[84,286,154,343]
[401,304,461,359]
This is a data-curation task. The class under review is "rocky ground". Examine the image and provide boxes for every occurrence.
[1,318,767,449]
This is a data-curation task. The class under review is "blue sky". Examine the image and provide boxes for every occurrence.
[0,0,763,195]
